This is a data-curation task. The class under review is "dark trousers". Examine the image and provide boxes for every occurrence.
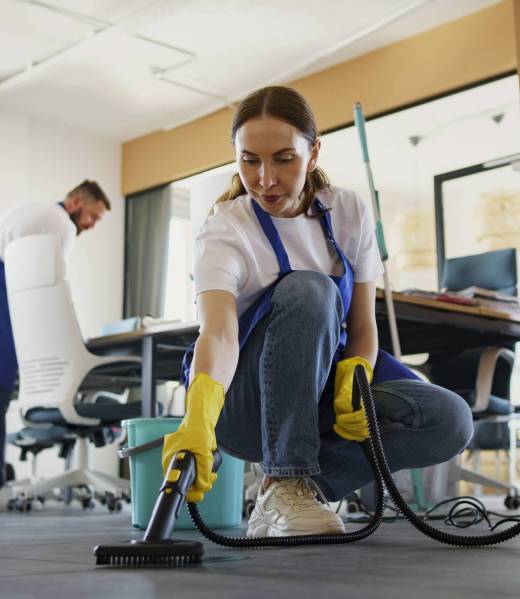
[0,386,13,487]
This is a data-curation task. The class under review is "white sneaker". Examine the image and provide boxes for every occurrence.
[246,478,346,537]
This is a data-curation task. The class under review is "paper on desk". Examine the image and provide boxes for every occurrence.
[454,286,520,304]
[141,316,182,328]
[402,288,520,318]
[401,289,478,306]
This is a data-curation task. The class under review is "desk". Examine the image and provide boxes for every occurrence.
[378,291,520,491]
[86,293,520,419]
[87,321,199,418]
[376,290,520,355]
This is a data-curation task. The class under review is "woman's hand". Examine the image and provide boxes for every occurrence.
[335,281,378,441]
[162,373,224,502]
[333,356,373,442]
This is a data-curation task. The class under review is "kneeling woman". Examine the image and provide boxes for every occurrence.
[163,86,473,537]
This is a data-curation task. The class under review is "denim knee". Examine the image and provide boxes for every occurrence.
[374,380,474,465]
[429,387,474,462]
[445,390,474,452]
[272,270,344,324]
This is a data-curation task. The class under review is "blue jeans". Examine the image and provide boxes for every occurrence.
[216,271,474,501]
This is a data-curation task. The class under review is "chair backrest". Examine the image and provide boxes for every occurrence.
[441,248,517,296]
[5,234,98,421]
[436,248,517,410]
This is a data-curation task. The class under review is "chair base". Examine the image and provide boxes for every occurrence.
[12,436,130,501]
[14,468,130,498]
[456,465,518,495]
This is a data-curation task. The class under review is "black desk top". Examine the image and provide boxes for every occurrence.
[86,295,520,362]
[376,294,520,354]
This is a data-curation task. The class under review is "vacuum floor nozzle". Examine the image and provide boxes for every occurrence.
[94,450,214,568]
[94,539,204,567]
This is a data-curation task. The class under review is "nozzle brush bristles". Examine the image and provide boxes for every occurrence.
[94,540,204,568]
[95,553,201,567]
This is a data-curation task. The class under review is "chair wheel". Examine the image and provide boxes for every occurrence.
[504,495,520,510]
[107,499,122,513]
[346,501,361,514]
[16,498,32,512]
[82,498,95,510]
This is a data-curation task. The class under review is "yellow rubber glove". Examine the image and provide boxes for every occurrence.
[162,372,224,503]
[333,356,373,442]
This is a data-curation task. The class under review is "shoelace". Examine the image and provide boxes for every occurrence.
[274,478,331,512]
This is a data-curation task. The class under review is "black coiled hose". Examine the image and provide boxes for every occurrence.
[188,366,520,547]
[188,426,386,547]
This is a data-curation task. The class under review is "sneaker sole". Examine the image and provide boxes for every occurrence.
[247,521,346,538]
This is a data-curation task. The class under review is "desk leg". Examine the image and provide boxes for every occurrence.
[509,420,517,488]
[142,336,157,417]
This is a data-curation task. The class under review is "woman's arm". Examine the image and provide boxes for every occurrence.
[190,290,240,391]
[343,281,378,368]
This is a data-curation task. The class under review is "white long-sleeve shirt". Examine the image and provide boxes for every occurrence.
[0,202,76,263]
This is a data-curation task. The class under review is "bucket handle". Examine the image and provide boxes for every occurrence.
[118,437,163,459]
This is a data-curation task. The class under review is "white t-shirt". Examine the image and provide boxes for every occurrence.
[194,186,384,316]
[0,202,76,263]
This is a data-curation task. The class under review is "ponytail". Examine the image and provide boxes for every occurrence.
[300,166,330,214]
[208,174,246,217]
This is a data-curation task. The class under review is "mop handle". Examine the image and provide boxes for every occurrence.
[354,102,401,359]
[354,103,370,163]
[354,104,388,261]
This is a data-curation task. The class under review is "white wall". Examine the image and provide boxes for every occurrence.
[0,110,124,481]
[318,75,520,291]
[163,167,235,321]
[185,167,236,242]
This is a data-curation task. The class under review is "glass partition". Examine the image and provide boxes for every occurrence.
[159,73,520,317]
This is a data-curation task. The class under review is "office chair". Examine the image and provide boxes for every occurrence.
[4,234,143,508]
[429,248,520,504]
[441,248,517,296]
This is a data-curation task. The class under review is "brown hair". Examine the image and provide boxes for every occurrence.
[214,86,329,214]
[66,180,111,210]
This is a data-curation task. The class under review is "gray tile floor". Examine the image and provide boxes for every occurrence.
[2,501,520,599]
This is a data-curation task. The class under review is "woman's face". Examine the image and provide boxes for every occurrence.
[235,116,320,218]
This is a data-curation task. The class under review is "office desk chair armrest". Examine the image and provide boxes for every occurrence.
[473,347,516,413]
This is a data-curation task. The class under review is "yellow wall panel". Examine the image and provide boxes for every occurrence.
[122,0,517,196]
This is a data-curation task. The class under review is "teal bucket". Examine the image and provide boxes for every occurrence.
[122,417,244,530]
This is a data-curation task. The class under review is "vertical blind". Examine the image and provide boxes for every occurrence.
[124,185,171,318]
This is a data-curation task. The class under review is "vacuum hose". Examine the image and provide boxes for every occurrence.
[187,366,520,548]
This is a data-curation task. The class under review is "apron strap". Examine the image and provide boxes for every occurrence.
[314,198,349,275]
[252,199,292,274]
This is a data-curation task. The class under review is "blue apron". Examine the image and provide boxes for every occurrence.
[182,197,418,386]
[0,260,18,389]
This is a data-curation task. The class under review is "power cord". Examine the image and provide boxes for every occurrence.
[425,496,520,531]
[342,493,520,531]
